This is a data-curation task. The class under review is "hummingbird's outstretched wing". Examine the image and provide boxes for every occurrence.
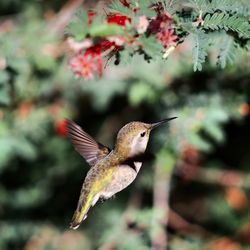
[67,120,111,167]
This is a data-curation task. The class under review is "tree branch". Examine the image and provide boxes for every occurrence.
[175,161,250,188]
[151,164,171,250]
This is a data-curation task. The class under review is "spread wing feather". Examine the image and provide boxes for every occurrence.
[67,119,111,166]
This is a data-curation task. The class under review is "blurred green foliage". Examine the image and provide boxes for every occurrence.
[0,1,250,250]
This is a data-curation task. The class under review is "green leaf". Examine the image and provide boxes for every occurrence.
[139,35,163,58]
[118,48,134,65]
[0,137,13,170]
[190,133,212,151]
[192,29,208,71]
[189,0,208,12]
[0,71,10,84]
[203,12,250,38]
[109,1,134,17]
[13,137,37,160]
[65,9,88,40]
[137,0,156,17]
[156,149,176,173]
[204,122,224,142]
[66,21,88,41]
[208,0,248,16]
[217,36,238,68]
[0,76,11,105]
[89,23,124,37]
[82,79,127,111]
[128,81,156,106]
[32,54,57,71]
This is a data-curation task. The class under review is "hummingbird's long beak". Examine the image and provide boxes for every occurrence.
[150,117,177,130]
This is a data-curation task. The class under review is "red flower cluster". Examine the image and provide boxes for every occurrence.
[69,12,130,80]
[107,14,131,26]
[69,1,178,80]
[148,7,177,48]
[69,39,119,80]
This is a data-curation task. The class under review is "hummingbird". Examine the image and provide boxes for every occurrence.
[67,117,177,229]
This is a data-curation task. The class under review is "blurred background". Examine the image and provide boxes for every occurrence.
[0,0,250,249]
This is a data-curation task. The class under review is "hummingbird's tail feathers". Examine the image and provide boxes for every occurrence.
[69,191,94,230]
[70,212,88,230]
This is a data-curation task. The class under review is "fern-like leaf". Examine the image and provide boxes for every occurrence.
[203,12,250,38]
[136,0,174,17]
[65,9,88,40]
[139,35,163,59]
[217,36,238,68]
[192,29,208,71]
[208,0,249,16]
[137,0,156,17]
[109,1,134,17]
[188,0,208,12]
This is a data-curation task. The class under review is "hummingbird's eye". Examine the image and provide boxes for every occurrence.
[140,132,146,137]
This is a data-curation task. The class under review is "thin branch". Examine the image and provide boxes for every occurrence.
[175,161,250,188]
[168,208,213,239]
[151,164,171,250]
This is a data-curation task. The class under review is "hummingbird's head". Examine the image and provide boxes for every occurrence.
[115,117,177,159]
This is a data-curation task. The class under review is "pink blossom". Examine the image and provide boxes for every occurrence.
[69,53,96,80]
[136,16,149,34]
[156,29,177,48]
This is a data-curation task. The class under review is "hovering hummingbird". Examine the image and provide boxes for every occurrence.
[67,117,177,229]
